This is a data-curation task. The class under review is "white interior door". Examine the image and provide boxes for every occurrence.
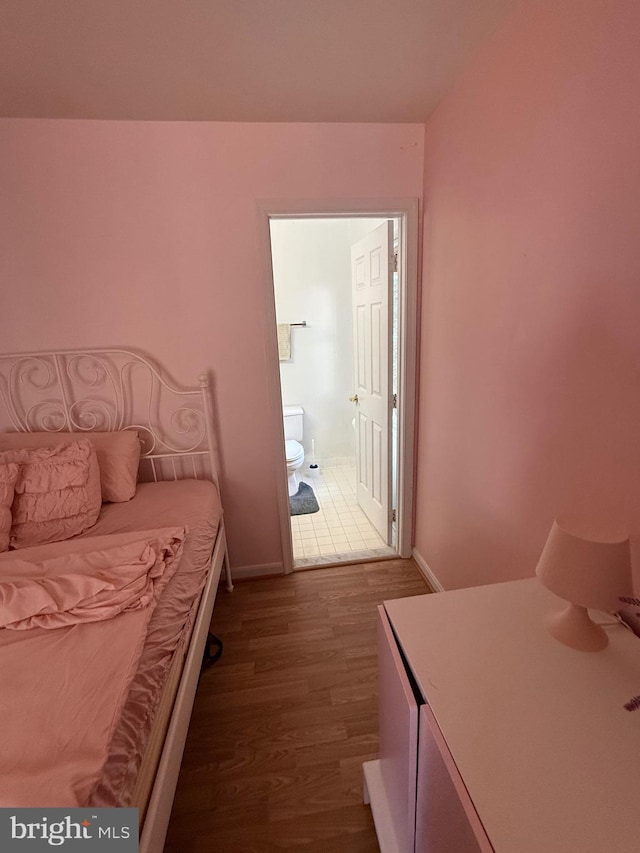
[351,221,393,542]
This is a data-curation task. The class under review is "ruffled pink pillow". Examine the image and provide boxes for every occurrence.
[0,462,19,552]
[0,431,140,503]
[0,440,102,549]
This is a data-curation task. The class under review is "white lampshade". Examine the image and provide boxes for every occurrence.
[535,520,632,651]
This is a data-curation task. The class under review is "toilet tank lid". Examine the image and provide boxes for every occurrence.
[283,405,304,416]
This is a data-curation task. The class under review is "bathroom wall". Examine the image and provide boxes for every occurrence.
[414,0,640,591]
[271,217,384,467]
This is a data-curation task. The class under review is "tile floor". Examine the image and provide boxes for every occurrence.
[291,464,395,568]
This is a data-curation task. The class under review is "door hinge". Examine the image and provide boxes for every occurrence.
[392,509,397,523]
[393,252,398,273]
[392,393,398,408]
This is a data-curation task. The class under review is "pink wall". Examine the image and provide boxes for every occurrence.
[415,0,640,590]
[0,120,424,573]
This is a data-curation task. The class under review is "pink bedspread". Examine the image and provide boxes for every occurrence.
[0,530,184,807]
[84,480,223,806]
[0,479,222,808]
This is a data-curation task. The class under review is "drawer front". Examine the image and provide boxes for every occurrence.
[416,705,493,853]
[377,605,419,853]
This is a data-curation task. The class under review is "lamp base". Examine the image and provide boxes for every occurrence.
[546,602,608,652]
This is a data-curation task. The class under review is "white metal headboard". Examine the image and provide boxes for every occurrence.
[0,348,220,487]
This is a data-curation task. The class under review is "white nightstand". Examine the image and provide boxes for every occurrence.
[364,578,640,852]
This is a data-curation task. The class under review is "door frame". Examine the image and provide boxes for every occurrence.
[258,197,419,572]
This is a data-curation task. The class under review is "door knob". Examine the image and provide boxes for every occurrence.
[349,394,359,403]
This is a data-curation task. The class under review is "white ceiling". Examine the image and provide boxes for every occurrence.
[0,0,519,123]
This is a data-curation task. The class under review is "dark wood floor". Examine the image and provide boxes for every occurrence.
[164,558,431,852]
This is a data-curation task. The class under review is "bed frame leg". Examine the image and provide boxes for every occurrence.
[224,556,234,592]
[220,528,234,591]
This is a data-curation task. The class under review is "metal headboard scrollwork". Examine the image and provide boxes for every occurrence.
[0,348,220,487]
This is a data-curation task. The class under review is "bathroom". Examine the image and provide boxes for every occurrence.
[270,216,399,568]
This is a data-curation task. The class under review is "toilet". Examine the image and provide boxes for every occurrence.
[283,405,305,496]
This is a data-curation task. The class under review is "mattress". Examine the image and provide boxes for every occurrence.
[0,478,223,809]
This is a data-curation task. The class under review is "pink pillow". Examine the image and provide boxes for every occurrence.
[0,462,19,552]
[91,430,140,502]
[0,440,102,549]
[0,430,140,502]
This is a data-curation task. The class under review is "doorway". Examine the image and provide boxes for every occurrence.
[261,200,419,573]
[272,217,396,567]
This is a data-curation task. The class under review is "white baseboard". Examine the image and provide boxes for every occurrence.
[313,456,356,469]
[231,562,285,581]
[411,548,445,593]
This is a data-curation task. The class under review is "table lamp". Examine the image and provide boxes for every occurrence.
[535,519,632,651]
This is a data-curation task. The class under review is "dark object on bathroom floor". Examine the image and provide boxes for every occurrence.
[290,481,320,516]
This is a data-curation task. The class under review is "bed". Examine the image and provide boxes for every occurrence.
[0,347,233,852]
